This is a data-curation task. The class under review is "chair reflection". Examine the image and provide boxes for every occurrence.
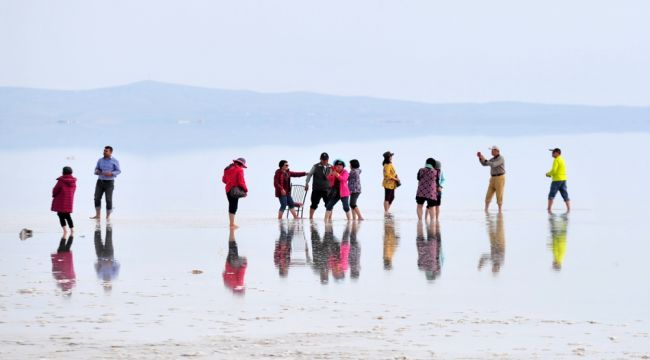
[223,228,247,294]
[51,235,76,295]
[416,221,442,281]
[274,221,311,277]
[94,223,120,292]
[548,213,569,271]
[478,213,506,274]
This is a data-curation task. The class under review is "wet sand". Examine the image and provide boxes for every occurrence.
[1,210,649,359]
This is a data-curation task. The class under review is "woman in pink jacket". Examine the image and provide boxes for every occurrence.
[324,159,351,221]
[51,166,77,236]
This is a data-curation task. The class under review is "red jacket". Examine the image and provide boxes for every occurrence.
[222,164,248,193]
[273,169,306,197]
[51,175,77,213]
[223,261,247,292]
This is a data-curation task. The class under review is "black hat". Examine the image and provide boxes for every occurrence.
[549,148,562,154]
[383,151,394,158]
[320,152,329,160]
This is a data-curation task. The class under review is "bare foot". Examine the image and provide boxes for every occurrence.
[230,224,240,229]
[89,215,100,219]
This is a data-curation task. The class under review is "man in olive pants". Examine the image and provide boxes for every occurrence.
[477,146,505,213]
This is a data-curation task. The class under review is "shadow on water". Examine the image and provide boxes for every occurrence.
[548,213,569,271]
[478,213,506,275]
[223,228,247,295]
[51,235,75,296]
[416,221,442,282]
[383,216,400,271]
[94,223,120,293]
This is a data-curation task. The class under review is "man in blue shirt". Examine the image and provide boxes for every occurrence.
[90,146,121,220]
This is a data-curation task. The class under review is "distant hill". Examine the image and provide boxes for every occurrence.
[1,81,648,150]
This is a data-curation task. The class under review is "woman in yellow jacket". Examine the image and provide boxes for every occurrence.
[382,151,400,213]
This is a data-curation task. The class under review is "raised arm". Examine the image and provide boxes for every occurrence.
[289,171,307,178]
[488,156,504,168]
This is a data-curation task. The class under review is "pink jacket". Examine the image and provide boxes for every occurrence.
[327,169,350,197]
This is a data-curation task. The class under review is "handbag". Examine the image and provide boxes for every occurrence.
[395,179,402,188]
[229,186,246,198]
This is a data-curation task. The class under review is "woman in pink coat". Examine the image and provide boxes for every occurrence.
[51,166,77,235]
[324,159,351,221]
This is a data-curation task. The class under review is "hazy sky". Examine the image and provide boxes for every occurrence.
[1,1,649,105]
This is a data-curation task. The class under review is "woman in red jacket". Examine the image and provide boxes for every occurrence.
[222,158,248,229]
[274,160,307,219]
[51,166,77,236]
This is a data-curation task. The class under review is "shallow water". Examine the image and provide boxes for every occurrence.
[1,133,649,358]
[1,209,648,358]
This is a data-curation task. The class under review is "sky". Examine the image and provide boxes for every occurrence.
[1,0,649,106]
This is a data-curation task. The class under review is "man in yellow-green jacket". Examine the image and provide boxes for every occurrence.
[546,148,570,213]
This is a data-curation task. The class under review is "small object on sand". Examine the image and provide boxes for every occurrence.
[191,269,203,275]
[19,229,33,241]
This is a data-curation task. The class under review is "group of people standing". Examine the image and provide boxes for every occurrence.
[221,146,571,228]
[51,146,121,235]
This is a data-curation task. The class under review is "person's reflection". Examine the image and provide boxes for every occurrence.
[349,222,361,279]
[383,217,399,270]
[311,222,343,284]
[334,223,351,281]
[95,223,120,292]
[478,213,506,274]
[274,221,295,277]
[311,222,329,284]
[223,228,247,294]
[548,213,568,271]
[416,221,442,281]
[51,235,76,295]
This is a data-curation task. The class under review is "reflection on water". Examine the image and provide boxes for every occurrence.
[223,228,247,294]
[51,235,75,295]
[548,213,569,271]
[416,221,442,281]
[349,222,361,279]
[478,213,506,274]
[94,223,120,292]
[383,216,400,270]
[276,221,361,283]
[274,222,312,277]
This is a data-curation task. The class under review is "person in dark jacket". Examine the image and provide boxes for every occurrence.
[274,160,307,219]
[222,158,248,229]
[305,152,332,219]
[51,166,77,236]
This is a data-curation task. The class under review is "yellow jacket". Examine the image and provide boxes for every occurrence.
[383,163,398,189]
[546,156,567,181]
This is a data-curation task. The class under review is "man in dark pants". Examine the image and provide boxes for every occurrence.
[90,146,121,220]
[305,152,332,220]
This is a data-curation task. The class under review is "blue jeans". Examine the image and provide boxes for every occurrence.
[548,181,569,201]
[279,195,296,212]
[325,195,350,212]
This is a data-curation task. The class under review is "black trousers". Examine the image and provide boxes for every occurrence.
[226,192,239,214]
[310,189,330,210]
[57,212,74,228]
[94,180,115,211]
